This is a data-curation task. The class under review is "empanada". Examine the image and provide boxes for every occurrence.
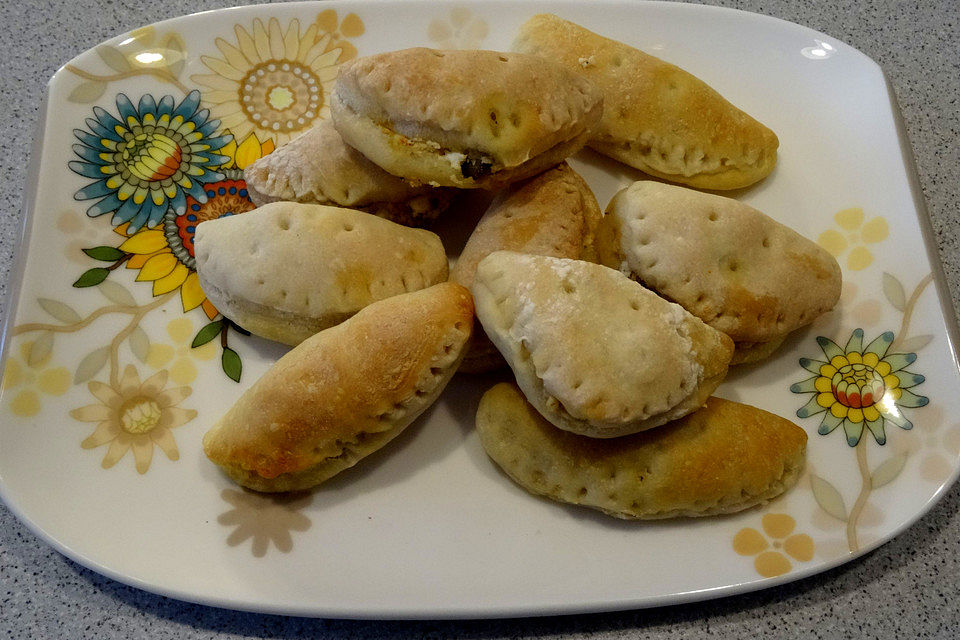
[597,182,841,360]
[450,163,602,373]
[203,282,474,492]
[244,119,453,227]
[195,202,448,346]
[514,14,778,190]
[331,48,603,189]
[471,251,733,438]
[476,383,807,519]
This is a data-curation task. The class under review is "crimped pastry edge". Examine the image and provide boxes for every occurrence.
[495,440,805,520]
[197,273,348,346]
[589,138,777,191]
[471,254,731,437]
[476,385,807,519]
[731,335,788,365]
[212,319,472,493]
[331,96,594,189]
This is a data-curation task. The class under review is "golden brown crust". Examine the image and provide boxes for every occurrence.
[331,48,603,188]
[243,120,454,226]
[471,252,734,437]
[514,14,778,190]
[731,336,787,365]
[597,181,842,344]
[202,282,474,492]
[450,163,602,372]
[194,202,449,346]
[476,384,807,519]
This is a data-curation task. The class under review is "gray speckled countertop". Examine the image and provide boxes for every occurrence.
[1,0,959,637]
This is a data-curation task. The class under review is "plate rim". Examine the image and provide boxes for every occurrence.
[1,0,959,619]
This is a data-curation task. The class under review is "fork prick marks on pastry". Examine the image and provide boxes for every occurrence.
[471,252,733,437]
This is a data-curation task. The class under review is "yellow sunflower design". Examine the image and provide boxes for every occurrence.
[1,340,71,417]
[191,11,364,146]
[71,364,196,474]
[792,329,928,446]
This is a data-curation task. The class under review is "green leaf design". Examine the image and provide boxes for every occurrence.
[811,474,848,521]
[790,376,819,393]
[74,347,109,384]
[222,347,242,383]
[816,336,844,360]
[818,412,843,435]
[192,321,223,348]
[884,352,917,372]
[73,268,109,288]
[127,25,156,47]
[37,298,81,324]
[842,419,865,446]
[843,328,864,354]
[129,326,150,363]
[864,331,894,358]
[96,44,130,72]
[99,280,136,307]
[67,80,107,104]
[871,453,908,488]
[162,32,186,78]
[796,395,825,419]
[895,334,933,354]
[28,332,54,367]
[82,246,126,262]
[882,272,906,311]
[897,389,929,408]
[799,357,826,374]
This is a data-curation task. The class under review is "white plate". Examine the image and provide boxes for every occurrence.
[2,0,958,619]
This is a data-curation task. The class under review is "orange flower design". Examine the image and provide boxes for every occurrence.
[733,513,815,578]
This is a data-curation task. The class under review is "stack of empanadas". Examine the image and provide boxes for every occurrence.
[467,251,809,518]
[196,16,830,520]
[243,120,454,227]
[451,162,602,372]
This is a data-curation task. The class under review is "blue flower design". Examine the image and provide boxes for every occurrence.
[69,90,233,231]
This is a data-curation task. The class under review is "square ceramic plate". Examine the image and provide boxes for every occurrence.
[1,0,958,619]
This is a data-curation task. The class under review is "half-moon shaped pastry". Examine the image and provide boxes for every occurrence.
[243,119,454,227]
[195,202,448,346]
[596,181,841,362]
[450,163,602,373]
[203,282,474,492]
[514,14,779,190]
[476,383,807,519]
[331,48,603,189]
[471,251,733,437]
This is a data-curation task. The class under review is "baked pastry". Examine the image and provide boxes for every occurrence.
[331,48,603,189]
[471,251,733,437]
[596,181,842,362]
[243,119,453,227]
[476,383,807,519]
[195,202,448,346]
[203,282,474,492]
[513,14,779,190]
[450,163,602,372]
